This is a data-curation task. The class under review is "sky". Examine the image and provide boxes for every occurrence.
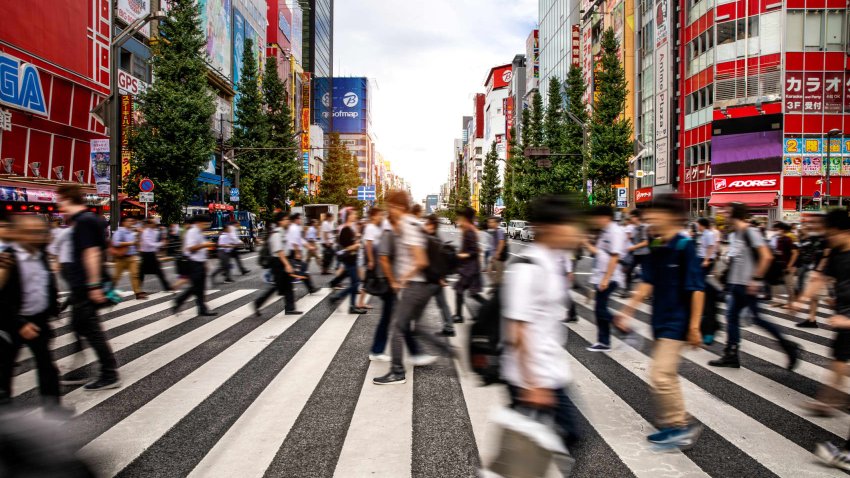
[333,0,538,202]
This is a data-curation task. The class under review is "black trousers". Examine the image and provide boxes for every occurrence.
[139,251,171,290]
[231,250,248,274]
[71,290,119,380]
[255,258,295,311]
[0,313,60,404]
[289,252,315,290]
[175,261,208,313]
[211,249,234,281]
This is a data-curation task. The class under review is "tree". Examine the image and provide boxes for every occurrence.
[562,63,589,195]
[503,127,520,220]
[318,132,362,207]
[511,108,534,219]
[130,0,215,224]
[458,172,472,209]
[528,91,544,147]
[589,28,631,206]
[260,55,303,218]
[542,77,569,195]
[480,142,500,216]
[523,93,547,201]
[231,37,271,215]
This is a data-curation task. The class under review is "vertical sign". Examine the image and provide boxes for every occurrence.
[571,26,580,67]
[302,75,311,192]
[824,72,843,113]
[845,74,850,113]
[120,95,133,182]
[504,97,514,158]
[90,139,110,197]
[582,23,593,104]
[653,0,671,185]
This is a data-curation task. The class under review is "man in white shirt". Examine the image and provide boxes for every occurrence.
[139,219,171,291]
[501,196,583,470]
[173,215,216,316]
[320,213,336,274]
[584,205,627,352]
[255,213,301,315]
[304,219,320,270]
[287,213,318,294]
[112,216,145,299]
[211,222,242,284]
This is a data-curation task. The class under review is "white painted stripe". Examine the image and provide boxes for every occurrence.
[12,290,252,397]
[572,298,848,437]
[78,291,328,477]
[567,318,836,477]
[63,292,314,417]
[605,294,841,389]
[190,297,351,478]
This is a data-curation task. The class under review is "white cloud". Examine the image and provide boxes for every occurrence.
[334,0,537,201]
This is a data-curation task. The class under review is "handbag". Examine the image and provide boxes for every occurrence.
[364,269,389,296]
[485,406,574,478]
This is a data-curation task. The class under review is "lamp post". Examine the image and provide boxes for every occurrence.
[824,128,842,209]
[109,11,166,231]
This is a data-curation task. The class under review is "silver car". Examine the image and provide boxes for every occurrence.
[520,225,535,242]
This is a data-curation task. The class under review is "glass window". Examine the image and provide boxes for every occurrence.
[826,10,845,50]
[761,11,782,54]
[805,11,823,48]
[786,11,804,50]
[748,17,759,38]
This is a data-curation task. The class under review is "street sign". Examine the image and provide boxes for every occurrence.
[139,192,154,203]
[616,187,628,208]
[524,147,551,157]
[139,178,155,192]
[536,159,552,168]
[347,189,354,195]
[813,190,821,198]
[357,185,376,201]
[229,187,239,202]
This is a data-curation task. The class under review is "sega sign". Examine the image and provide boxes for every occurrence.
[712,174,780,192]
[0,52,47,115]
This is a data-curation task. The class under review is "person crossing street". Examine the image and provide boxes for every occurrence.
[111,216,146,300]
[584,206,627,352]
[254,213,301,316]
[173,215,216,317]
[139,219,172,292]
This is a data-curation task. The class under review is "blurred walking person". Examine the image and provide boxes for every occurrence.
[453,207,485,323]
[173,215,216,316]
[111,216,146,299]
[139,219,172,292]
[584,206,627,352]
[254,213,301,316]
[487,216,508,286]
[211,222,242,284]
[330,210,366,314]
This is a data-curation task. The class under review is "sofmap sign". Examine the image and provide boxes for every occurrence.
[0,52,47,116]
[332,77,367,134]
[712,174,780,193]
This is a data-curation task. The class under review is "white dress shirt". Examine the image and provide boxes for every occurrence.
[591,222,627,286]
[47,227,74,263]
[183,226,208,262]
[140,228,163,253]
[218,227,241,251]
[12,244,50,316]
[286,223,303,252]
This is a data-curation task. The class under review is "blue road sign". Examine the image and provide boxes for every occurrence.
[357,185,376,201]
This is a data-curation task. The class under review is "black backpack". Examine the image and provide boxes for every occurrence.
[423,232,458,283]
[468,256,533,386]
[258,231,273,268]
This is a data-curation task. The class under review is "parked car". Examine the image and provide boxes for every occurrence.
[507,220,527,239]
[520,225,535,242]
[499,221,507,234]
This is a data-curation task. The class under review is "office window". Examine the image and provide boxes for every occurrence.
[826,10,845,50]
[805,11,823,48]
[786,11,804,51]
[761,11,782,54]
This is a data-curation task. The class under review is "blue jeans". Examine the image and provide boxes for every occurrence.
[507,384,581,446]
[595,282,619,346]
[335,263,360,307]
[726,284,785,346]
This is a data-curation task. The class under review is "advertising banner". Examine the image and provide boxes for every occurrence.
[120,95,133,181]
[828,156,842,175]
[782,156,802,176]
[0,187,56,203]
[785,72,803,113]
[827,138,842,154]
[582,23,593,104]
[571,26,580,67]
[635,187,653,203]
[332,78,367,134]
[199,0,232,79]
[846,73,850,113]
[291,2,303,65]
[802,156,824,176]
[117,0,151,37]
[712,174,780,193]
[843,157,850,176]
[845,138,850,154]
[803,138,823,154]
[784,137,802,155]
[489,65,513,91]
[233,9,246,91]
[526,30,540,90]
[653,0,670,185]
[824,72,844,113]
[803,72,824,113]
[90,139,110,197]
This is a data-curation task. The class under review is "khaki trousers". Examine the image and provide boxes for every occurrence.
[114,256,141,294]
[649,338,688,428]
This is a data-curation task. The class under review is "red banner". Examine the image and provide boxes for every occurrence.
[712,173,780,193]
[571,26,580,67]
[120,95,133,181]
[491,65,513,90]
[300,108,310,151]
[803,72,824,113]
[635,187,653,203]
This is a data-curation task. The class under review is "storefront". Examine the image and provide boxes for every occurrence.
[708,173,780,222]
[0,185,105,217]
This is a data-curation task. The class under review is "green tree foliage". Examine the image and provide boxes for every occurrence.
[563,63,590,195]
[458,172,472,209]
[503,127,520,220]
[543,77,565,153]
[589,28,631,206]
[131,0,215,224]
[479,142,501,216]
[231,38,272,215]
[529,91,544,147]
[318,132,362,207]
[511,108,534,219]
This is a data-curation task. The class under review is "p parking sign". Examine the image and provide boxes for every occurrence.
[616,187,628,208]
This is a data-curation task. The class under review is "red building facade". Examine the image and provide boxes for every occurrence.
[0,0,110,209]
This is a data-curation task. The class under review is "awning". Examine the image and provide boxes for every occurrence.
[708,192,777,207]
[122,198,145,208]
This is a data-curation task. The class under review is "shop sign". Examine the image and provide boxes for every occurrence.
[635,187,653,203]
[117,69,149,96]
[843,157,850,176]
[571,26,580,67]
[0,186,57,203]
[846,75,850,113]
[786,72,803,113]
[0,108,11,132]
[712,174,779,192]
[827,156,842,175]
[803,72,824,113]
[90,139,110,197]
[824,72,844,114]
[803,138,822,154]
[782,156,802,176]
[802,156,824,176]
[784,137,802,154]
[121,95,133,180]
[0,52,47,115]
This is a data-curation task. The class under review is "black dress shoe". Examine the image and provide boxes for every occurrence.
[452,315,464,324]
[199,311,218,317]
[349,307,368,314]
[436,329,456,337]
[285,310,303,315]
[309,287,320,294]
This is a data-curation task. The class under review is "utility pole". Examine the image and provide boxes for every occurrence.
[219,114,225,204]
[825,128,841,208]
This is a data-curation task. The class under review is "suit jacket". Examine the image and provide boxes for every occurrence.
[0,245,59,333]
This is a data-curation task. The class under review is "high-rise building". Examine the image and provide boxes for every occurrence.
[301,0,334,132]
[539,0,581,104]
[484,64,512,189]
[509,54,527,145]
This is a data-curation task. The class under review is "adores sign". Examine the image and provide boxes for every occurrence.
[712,174,780,193]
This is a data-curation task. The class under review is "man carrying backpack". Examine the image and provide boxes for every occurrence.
[500,195,584,463]
[453,207,485,323]
[373,190,452,385]
[615,194,705,449]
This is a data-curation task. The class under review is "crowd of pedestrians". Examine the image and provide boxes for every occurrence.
[6,183,850,474]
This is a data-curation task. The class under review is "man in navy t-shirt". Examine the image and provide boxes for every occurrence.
[615,193,705,450]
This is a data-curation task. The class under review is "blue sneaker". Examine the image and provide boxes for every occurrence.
[647,427,680,443]
[703,334,714,345]
[649,423,703,449]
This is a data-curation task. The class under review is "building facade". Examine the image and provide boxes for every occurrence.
[331,77,375,184]
[302,0,334,133]
[539,0,581,104]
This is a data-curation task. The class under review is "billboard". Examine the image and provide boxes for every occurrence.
[332,78,368,134]
[712,130,783,175]
[487,65,513,91]
[199,0,232,79]
[117,0,151,37]
[653,0,671,185]
[233,9,245,88]
[526,30,539,91]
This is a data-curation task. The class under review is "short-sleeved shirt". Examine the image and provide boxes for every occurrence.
[268,227,288,257]
[501,244,572,389]
[68,211,107,289]
[492,228,506,258]
[641,233,705,340]
[394,215,426,283]
[286,224,303,251]
[306,226,318,242]
[112,227,138,256]
[321,220,335,245]
[631,223,650,256]
[183,226,208,262]
[376,228,396,279]
[697,228,717,259]
[726,227,765,285]
[591,222,627,286]
[338,225,358,266]
[824,248,850,314]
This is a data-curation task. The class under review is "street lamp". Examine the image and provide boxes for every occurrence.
[824,128,842,208]
[109,10,166,231]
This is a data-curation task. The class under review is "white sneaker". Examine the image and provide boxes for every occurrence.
[369,353,391,362]
[410,354,438,367]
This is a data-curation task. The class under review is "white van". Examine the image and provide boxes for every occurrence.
[507,220,527,239]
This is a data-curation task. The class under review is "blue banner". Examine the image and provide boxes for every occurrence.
[332,78,367,134]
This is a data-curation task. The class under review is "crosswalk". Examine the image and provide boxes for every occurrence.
[7,273,850,477]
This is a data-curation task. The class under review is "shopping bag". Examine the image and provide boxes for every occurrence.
[484,406,574,478]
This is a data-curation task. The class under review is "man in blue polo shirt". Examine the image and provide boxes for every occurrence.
[615,193,705,449]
